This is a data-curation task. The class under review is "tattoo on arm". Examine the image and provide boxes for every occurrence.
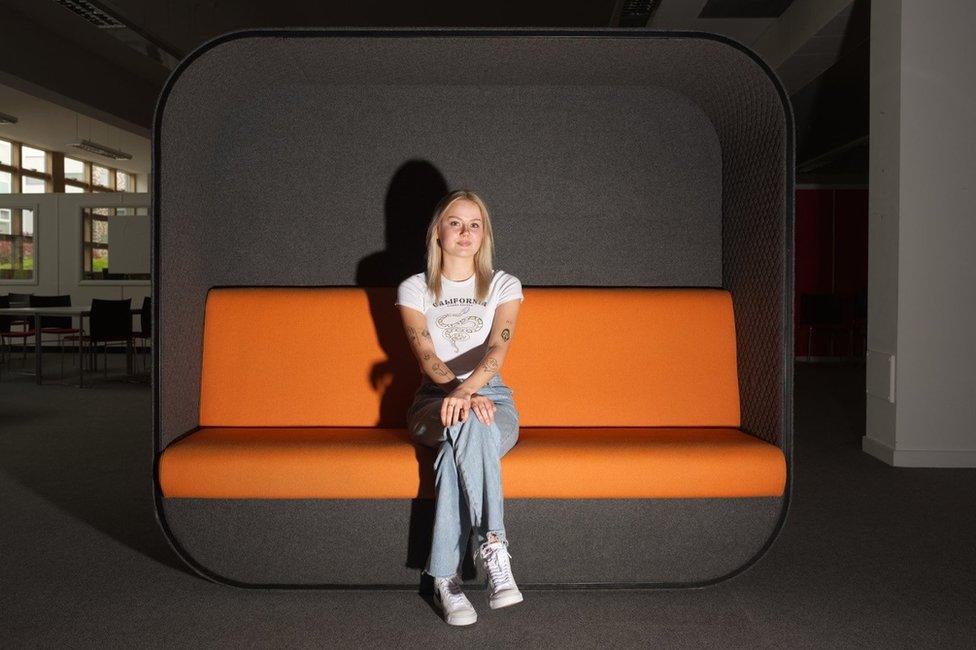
[482,357,499,377]
[432,362,450,377]
[406,326,418,347]
[501,328,510,342]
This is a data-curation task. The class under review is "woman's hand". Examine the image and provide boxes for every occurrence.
[441,387,473,427]
[469,395,497,425]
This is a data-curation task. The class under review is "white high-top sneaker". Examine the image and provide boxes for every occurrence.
[479,536,524,609]
[432,573,478,626]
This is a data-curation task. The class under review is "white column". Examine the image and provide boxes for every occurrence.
[864,0,976,466]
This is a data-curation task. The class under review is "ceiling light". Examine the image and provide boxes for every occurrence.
[70,139,132,160]
[0,111,18,124]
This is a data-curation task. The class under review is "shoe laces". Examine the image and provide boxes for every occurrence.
[437,575,467,607]
[482,542,514,589]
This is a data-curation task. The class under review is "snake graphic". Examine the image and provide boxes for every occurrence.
[435,306,484,353]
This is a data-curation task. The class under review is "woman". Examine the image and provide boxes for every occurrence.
[395,189,525,626]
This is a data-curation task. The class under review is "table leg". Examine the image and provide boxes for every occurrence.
[34,314,42,385]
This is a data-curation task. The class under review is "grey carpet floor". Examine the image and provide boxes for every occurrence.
[1,355,974,648]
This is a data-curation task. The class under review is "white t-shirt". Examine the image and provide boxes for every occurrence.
[396,269,524,381]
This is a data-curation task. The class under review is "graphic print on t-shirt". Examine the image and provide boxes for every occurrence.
[395,269,524,381]
[434,306,484,353]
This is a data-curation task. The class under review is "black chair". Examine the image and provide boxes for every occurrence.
[28,294,83,380]
[132,296,151,375]
[798,293,846,358]
[6,293,31,306]
[0,294,37,379]
[5,292,33,330]
[63,298,133,382]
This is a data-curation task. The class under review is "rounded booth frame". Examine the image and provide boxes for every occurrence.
[151,27,796,590]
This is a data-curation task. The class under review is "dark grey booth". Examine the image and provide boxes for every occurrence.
[153,28,794,589]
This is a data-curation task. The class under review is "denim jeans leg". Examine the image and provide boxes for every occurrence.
[425,438,472,578]
[408,375,520,577]
[453,411,504,550]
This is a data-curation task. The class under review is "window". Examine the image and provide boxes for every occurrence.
[92,164,111,189]
[1,139,14,194]
[0,207,35,280]
[82,206,149,281]
[22,176,46,193]
[65,157,85,182]
[21,146,46,173]
[0,138,138,194]
[0,139,52,193]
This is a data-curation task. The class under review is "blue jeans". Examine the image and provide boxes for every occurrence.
[407,373,520,578]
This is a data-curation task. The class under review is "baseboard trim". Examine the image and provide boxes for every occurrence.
[862,436,976,467]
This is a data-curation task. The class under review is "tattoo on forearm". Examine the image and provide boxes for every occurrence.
[406,326,418,347]
[422,352,431,361]
[501,328,510,342]
[482,357,499,376]
[432,362,450,377]
[421,328,432,342]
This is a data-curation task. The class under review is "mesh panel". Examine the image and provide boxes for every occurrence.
[683,41,793,448]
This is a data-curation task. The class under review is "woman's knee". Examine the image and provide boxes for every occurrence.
[500,431,519,457]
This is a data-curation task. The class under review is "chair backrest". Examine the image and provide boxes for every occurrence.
[29,294,72,329]
[140,296,151,335]
[0,294,18,332]
[799,293,844,326]
[7,293,31,307]
[90,298,133,341]
[198,287,741,429]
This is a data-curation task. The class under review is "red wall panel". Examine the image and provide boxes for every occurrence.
[794,188,868,358]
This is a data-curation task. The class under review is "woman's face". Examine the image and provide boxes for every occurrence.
[438,199,484,258]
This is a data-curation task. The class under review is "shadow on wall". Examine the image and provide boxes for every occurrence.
[357,159,454,428]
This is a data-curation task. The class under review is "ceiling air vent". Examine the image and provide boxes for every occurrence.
[619,0,661,28]
[51,0,182,69]
[53,0,123,28]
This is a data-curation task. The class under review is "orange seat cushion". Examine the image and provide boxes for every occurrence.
[198,287,741,428]
[159,426,786,499]
[162,286,785,499]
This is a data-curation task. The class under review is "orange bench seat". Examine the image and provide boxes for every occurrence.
[159,426,786,499]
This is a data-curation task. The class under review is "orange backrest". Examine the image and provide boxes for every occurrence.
[199,287,740,428]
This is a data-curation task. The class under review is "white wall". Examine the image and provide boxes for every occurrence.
[0,192,150,343]
[865,0,976,466]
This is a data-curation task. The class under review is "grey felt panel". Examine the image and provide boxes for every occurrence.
[156,34,736,450]
[162,496,783,586]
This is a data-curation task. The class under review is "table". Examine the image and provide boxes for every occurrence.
[0,306,142,387]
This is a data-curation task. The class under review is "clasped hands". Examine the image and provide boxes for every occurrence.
[440,386,497,427]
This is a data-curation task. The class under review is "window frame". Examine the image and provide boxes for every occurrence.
[80,205,150,282]
[0,201,40,285]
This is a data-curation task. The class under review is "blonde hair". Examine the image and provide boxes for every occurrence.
[425,190,495,303]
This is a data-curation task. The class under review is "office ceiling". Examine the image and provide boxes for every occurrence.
[0,0,868,181]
